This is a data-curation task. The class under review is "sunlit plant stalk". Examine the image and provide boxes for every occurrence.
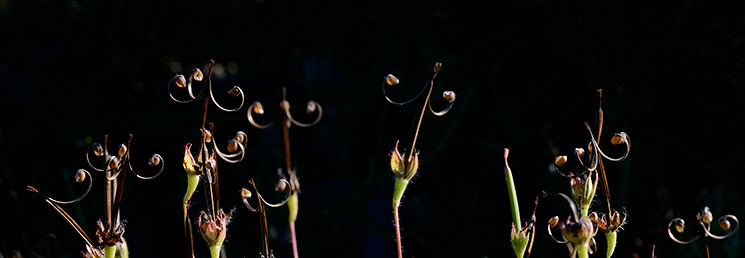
[169,59,248,258]
[247,87,322,258]
[27,134,164,258]
[239,178,292,258]
[503,148,537,258]
[668,206,739,258]
[384,62,456,258]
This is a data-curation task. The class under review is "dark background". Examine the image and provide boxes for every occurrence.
[2,0,745,257]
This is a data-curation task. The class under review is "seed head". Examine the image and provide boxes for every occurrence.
[174,74,187,88]
[443,91,456,102]
[673,218,685,233]
[75,169,87,183]
[92,143,104,157]
[611,134,626,145]
[307,101,317,113]
[148,154,161,167]
[253,102,265,114]
[108,156,119,169]
[385,74,399,86]
[555,155,568,166]
[227,140,239,153]
[275,181,288,192]
[118,144,127,157]
[280,100,290,111]
[699,207,713,224]
[240,188,252,199]
[719,217,731,231]
[192,68,204,81]
[228,86,240,97]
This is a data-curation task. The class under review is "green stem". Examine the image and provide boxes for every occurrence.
[576,241,590,258]
[392,177,410,258]
[209,245,221,258]
[104,245,117,258]
[503,149,521,231]
[605,231,617,258]
[288,193,299,258]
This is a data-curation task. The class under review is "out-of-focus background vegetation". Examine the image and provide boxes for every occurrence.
[2,0,745,257]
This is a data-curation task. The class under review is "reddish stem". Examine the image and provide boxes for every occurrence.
[394,203,403,258]
[290,221,299,258]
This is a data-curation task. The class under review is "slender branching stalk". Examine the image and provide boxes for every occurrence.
[503,148,537,258]
[28,135,164,258]
[247,87,322,258]
[169,59,248,258]
[668,206,739,258]
[240,178,292,258]
[552,89,630,258]
[384,62,456,258]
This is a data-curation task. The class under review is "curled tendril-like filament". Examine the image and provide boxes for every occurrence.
[381,62,456,116]
[668,207,740,245]
[241,178,292,211]
[168,60,245,112]
[595,131,631,162]
[247,87,323,129]
[85,135,165,180]
[202,125,247,164]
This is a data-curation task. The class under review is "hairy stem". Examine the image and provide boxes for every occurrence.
[392,177,409,258]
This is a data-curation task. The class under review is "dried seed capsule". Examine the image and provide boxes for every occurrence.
[228,86,240,97]
[92,143,104,156]
[306,101,317,113]
[148,154,161,167]
[280,100,290,111]
[673,218,685,233]
[385,74,399,86]
[204,129,213,143]
[443,91,456,102]
[192,68,204,81]
[75,169,86,183]
[108,156,119,169]
[240,188,252,199]
[586,143,593,153]
[575,148,585,158]
[549,216,560,227]
[719,217,731,231]
[174,74,187,88]
[611,134,626,145]
[588,212,598,223]
[253,102,265,114]
[118,144,127,157]
[227,140,239,153]
[275,181,288,192]
[700,207,713,224]
[554,155,568,166]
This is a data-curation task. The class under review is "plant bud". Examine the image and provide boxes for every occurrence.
[118,144,127,157]
[275,181,288,192]
[385,74,399,86]
[403,152,419,181]
[253,102,265,114]
[280,100,290,111]
[75,169,86,183]
[228,86,240,97]
[700,207,713,224]
[549,216,560,227]
[719,217,731,231]
[673,218,685,233]
[307,101,317,113]
[192,68,204,81]
[174,74,187,88]
[108,156,119,169]
[611,134,626,145]
[390,141,405,176]
[554,155,568,166]
[227,140,239,153]
[240,188,252,199]
[443,91,456,102]
[148,154,161,167]
[575,148,585,158]
[92,143,104,156]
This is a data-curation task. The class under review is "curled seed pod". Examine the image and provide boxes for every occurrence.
[306,101,317,113]
[174,74,187,88]
[575,148,585,158]
[108,156,119,169]
[148,154,161,167]
[253,102,265,114]
[228,86,240,97]
[280,100,290,111]
[587,143,593,153]
[192,68,204,81]
[118,144,127,157]
[700,207,713,224]
[555,155,568,166]
[443,91,456,102]
[234,132,245,143]
[719,217,731,231]
[611,134,626,145]
[75,169,86,183]
[588,212,598,223]
[673,218,685,233]
[275,181,288,192]
[385,74,399,86]
[240,188,252,199]
[549,216,560,227]
[92,143,104,156]
[227,139,239,153]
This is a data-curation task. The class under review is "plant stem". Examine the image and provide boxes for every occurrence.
[209,245,221,258]
[503,148,521,231]
[605,231,617,258]
[288,193,299,258]
[104,245,117,258]
[392,177,409,258]
[576,242,590,258]
[290,220,299,258]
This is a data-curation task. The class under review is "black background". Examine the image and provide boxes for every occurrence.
[2,0,745,257]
